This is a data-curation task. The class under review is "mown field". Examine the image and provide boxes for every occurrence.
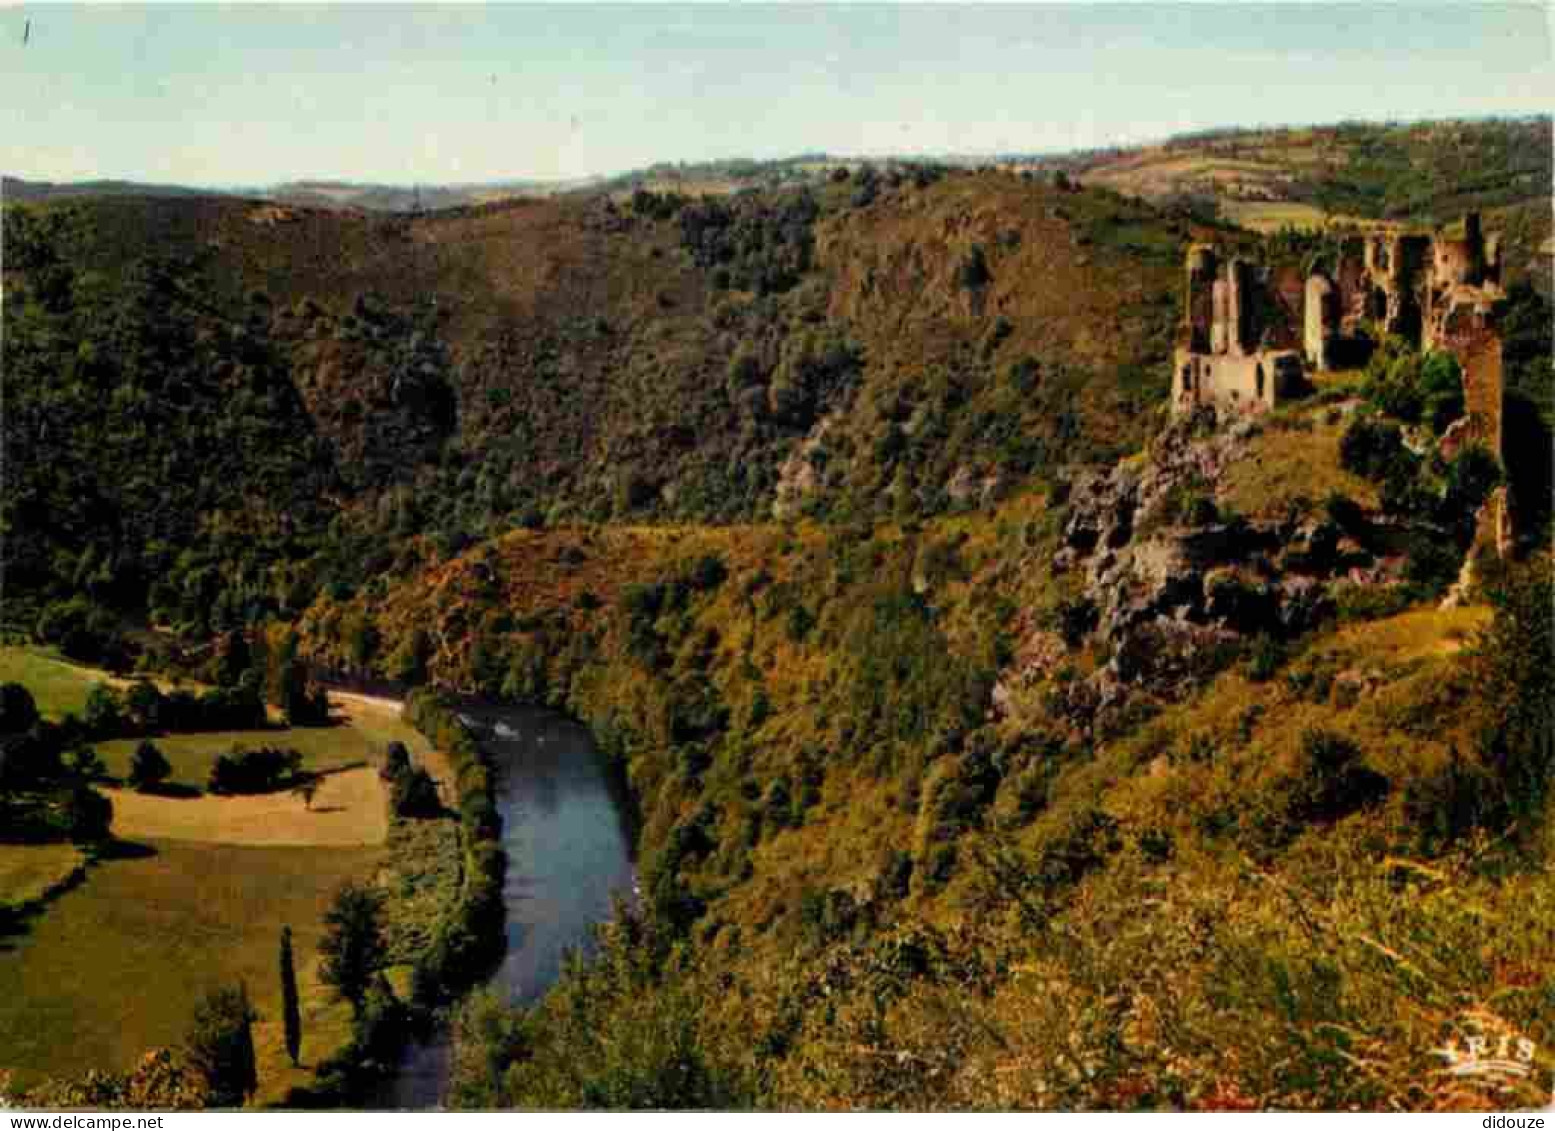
[0,839,379,1098]
[0,652,427,1101]
[95,700,426,790]
[0,648,103,719]
[0,845,86,914]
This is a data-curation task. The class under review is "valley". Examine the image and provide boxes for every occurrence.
[1,110,1551,1111]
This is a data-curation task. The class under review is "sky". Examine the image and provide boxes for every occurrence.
[3,2,1552,186]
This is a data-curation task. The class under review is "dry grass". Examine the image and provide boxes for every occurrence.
[1219,410,1380,518]
[103,766,387,848]
[0,838,380,1094]
[0,845,86,911]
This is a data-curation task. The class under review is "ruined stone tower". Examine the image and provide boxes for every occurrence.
[1172,247,1302,415]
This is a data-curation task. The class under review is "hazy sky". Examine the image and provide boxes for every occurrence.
[4,3,1551,186]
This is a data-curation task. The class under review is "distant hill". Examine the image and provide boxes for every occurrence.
[2,176,215,202]
[4,115,1551,1114]
[2,175,596,212]
[1033,116,1552,225]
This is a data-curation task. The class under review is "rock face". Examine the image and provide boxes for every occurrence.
[1032,406,1409,731]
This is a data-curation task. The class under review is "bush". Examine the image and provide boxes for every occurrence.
[82,684,124,739]
[391,766,442,818]
[382,740,411,783]
[1339,417,1408,481]
[1247,635,1287,682]
[1419,352,1464,433]
[1324,492,1366,534]
[1051,596,1098,648]
[183,985,257,1107]
[1286,728,1389,826]
[129,740,172,791]
[0,683,40,734]
[1402,746,1501,852]
[957,244,992,290]
[208,745,303,795]
[1440,445,1502,542]
[34,598,125,667]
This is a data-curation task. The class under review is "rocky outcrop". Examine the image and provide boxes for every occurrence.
[1030,407,1376,730]
[1052,409,1315,642]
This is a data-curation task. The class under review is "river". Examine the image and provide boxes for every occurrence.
[373,702,637,1109]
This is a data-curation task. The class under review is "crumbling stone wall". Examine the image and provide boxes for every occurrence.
[1173,248,1303,416]
[1177,213,1506,464]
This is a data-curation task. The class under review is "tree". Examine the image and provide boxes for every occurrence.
[319,882,386,1015]
[382,740,411,783]
[0,682,40,734]
[129,739,172,791]
[1470,562,1554,822]
[279,927,302,1068]
[184,984,258,1107]
[208,745,303,794]
[123,679,164,733]
[68,744,107,782]
[292,774,320,811]
[82,683,123,738]
[279,662,329,727]
[61,782,113,842]
[391,765,442,818]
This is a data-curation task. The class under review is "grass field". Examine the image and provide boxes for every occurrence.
[0,652,429,1100]
[1219,200,1330,232]
[1220,408,1380,519]
[0,845,86,912]
[0,648,103,720]
[0,838,381,1097]
[105,766,388,848]
[96,700,427,791]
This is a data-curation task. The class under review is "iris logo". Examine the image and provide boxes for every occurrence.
[1435,1012,1548,1110]
[1436,1031,1539,1080]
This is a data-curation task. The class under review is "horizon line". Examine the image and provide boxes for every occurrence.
[5,109,1550,195]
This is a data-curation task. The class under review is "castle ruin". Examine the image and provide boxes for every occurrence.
[1173,212,1506,465]
[1172,246,1304,415]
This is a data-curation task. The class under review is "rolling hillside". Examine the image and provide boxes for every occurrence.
[3,116,1551,1110]
[3,169,1202,636]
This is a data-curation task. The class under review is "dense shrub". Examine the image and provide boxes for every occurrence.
[1339,417,1407,481]
[1285,728,1390,827]
[207,745,304,795]
[128,740,172,791]
[0,682,40,734]
[401,690,505,1001]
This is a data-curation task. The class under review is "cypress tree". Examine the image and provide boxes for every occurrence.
[280,926,302,1067]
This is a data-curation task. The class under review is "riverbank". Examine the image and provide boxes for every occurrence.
[272,689,505,1109]
[382,702,637,1109]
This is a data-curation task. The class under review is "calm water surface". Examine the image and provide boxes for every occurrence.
[375,703,636,1109]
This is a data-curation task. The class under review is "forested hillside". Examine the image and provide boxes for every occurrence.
[3,116,1552,1110]
[3,168,1197,643]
